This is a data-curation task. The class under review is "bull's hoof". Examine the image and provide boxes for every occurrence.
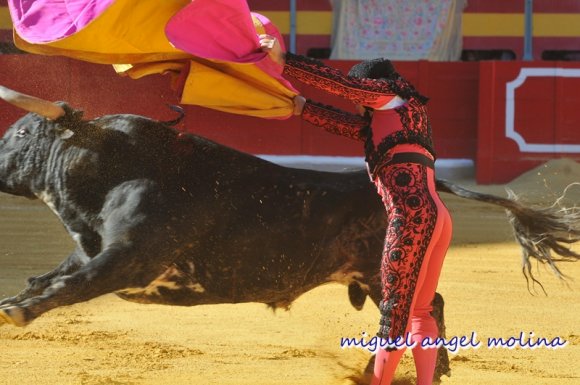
[0,298,9,307]
[0,295,18,307]
[0,307,28,327]
[348,282,367,310]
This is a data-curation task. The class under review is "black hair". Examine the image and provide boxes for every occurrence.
[348,58,397,80]
[347,58,429,104]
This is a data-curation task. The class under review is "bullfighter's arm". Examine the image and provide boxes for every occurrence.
[259,34,412,106]
[300,99,367,142]
[283,53,399,107]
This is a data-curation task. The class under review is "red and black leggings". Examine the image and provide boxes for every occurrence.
[371,149,452,385]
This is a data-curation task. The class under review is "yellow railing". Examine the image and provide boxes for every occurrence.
[1,8,579,38]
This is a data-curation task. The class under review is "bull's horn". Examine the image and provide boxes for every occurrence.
[0,85,65,120]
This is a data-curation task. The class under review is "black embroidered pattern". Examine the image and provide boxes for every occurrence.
[363,99,436,178]
[284,53,435,177]
[284,53,428,106]
[302,100,368,141]
[374,163,438,340]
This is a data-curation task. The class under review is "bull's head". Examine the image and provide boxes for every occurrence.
[0,86,79,197]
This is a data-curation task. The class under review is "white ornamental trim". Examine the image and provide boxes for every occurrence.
[505,67,580,153]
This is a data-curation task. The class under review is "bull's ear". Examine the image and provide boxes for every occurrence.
[55,103,84,139]
[69,108,84,121]
[55,102,84,121]
[58,129,75,140]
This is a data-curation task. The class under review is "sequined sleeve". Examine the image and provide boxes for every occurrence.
[284,52,398,107]
[302,99,367,142]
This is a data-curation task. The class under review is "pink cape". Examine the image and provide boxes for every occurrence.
[7,0,298,118]
[8,0,115,43]
[165,0,297,94]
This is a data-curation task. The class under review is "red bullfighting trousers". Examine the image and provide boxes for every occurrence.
[370,146,452,385]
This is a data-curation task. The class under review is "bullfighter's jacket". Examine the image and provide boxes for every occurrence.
[283,53,436,178]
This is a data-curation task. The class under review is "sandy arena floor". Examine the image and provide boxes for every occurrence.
[0,160,579,385]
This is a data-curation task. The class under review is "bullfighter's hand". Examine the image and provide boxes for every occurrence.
[259,34,285,66]
[293,95,306,116]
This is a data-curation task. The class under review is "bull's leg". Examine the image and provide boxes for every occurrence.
[0,247,89,307]
[0,180,174,326]
[0,244,172,326]
[364,285,450,382]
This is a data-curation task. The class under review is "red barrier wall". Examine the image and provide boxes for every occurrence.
[477,61,580,183]
[4,55,580,184]
[0,55,479,160]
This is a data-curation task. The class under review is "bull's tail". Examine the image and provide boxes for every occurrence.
[436,179,580,291]
[160,105,186,126]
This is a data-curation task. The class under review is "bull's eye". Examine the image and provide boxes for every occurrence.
[16,128,29,138]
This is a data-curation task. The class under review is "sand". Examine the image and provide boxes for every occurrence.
[0,159,579,385]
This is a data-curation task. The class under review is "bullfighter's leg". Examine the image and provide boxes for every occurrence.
[0,247,89,307]
[408,216,452,382]
[365,288,450,382]
[370,164,452,385]
[0,180,175,326]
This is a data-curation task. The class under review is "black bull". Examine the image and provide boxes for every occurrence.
[0,106,401,314]
[1,98,579,380]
